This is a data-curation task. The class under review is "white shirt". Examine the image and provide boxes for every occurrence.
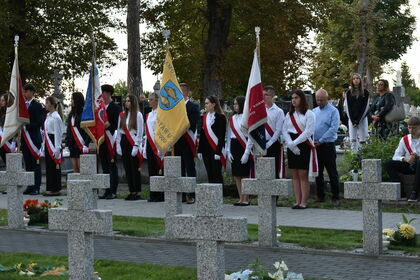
[44,111,63,149]
[117,111,144,146]
[282,110,315,146]
[225,114,252,153]
[265,103,284,143]
[25,98,34,108]
[392,135,420,161]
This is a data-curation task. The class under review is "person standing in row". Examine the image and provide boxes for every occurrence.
[175,83,200,204]
[143,93,164,202]
[225,96,252,206]
[65,92,89,173]
[344,73,370,151]
[22,84,44,195]
[116,94,144,201]
[371,79,395,139]
[198,95,226,184]
[43,96,64,196]
[283,90,317,210]
[313,89,340,204]
[100,84,122,200]
[0,93,17,163]
[263,86,285,178]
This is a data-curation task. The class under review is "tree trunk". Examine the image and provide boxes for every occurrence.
[357,0,369,79]
[127,0,143,98]
[201,0,232,105]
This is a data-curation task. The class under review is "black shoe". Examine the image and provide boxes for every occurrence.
[291,204,300,209]
[29,189,40,195]
[131,194,141,201]
[240,202,250,206]
[125,194,133,201]
[408,192,417,202]
[106,193,116,200]
[233,202,242,206]
[23,187,33,195]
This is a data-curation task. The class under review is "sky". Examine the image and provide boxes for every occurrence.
[74,0,420,95]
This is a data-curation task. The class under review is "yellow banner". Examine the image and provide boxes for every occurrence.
[154,50,190,152]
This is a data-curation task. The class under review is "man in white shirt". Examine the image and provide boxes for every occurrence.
[263,86,285,179]
[385,117,420,202]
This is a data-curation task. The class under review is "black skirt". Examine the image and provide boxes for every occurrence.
[231,138,251,177]
[287,133,310,170]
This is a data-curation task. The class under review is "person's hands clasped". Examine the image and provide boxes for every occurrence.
[131,146,139,157]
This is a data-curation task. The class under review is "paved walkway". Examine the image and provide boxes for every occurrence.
[0,229,419,280]
[1,193,419,231]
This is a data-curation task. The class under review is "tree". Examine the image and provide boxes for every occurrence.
[401,61,420,106]
[141,0,335,102]
[0,0,125,96]
[310,0,416,97]
[127,0,143,98]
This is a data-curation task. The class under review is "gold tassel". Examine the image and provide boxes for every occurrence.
[56,164,59,169]
[158,169,162,175]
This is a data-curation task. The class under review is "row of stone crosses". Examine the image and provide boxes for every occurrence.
[0,153,400,280]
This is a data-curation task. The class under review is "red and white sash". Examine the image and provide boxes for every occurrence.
[0,128,16,153]
[105,130,116,161]
[43,123,62,166]
[203,113,226,168]
[183,130,197,158]
[145,113,163,169]
[264,122,286,178]
[403,135,414,155]
[22,127,42,163]
[120,112,143,168]
[289,112,318,177]
[70,116,88,154]
[229,116,254,177]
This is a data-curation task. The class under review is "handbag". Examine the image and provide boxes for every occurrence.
[385,95,405,122]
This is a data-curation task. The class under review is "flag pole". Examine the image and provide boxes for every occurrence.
[255,26,261,69]
[14,35,22,154]
[162,29,174,162]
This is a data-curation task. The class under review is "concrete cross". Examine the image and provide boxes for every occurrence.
[150,156,196,238]
[344,159,400,256]
[168,184,247,280]
[0,153,34,229]
[49,180,112,280]
[51,69,64,101]
[67,155,109,208]
[242,157,292,246]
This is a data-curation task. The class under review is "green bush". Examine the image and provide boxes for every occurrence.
[338,135,401,181]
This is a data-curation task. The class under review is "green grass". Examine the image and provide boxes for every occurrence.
[0,251,196,280]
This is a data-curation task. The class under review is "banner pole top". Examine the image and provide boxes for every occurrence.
[14,35,19,49]
[162,29,171,48]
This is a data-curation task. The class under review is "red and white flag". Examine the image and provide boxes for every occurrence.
[241,50,267,155]
[1,37,29,146]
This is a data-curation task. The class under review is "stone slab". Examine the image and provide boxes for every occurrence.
[196,184,223,217]
[149,177,196,193]
[344,182,400,200]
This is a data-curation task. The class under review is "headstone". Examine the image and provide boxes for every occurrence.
[150,156,196,238]
[168,184,247,280]
[242,157,292,246]
[51,69,64,102]
[344,159,400,256]
[67,155,109,208]
[49,180,112,280]
[0,153,34,229]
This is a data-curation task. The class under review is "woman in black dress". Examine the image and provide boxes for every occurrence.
[65,92,89,173]
[198,95,226,184]
[225,96,252,205]
[371,79,395,139]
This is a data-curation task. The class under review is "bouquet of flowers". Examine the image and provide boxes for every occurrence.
[383,214,417,247]
[23,199,63,225]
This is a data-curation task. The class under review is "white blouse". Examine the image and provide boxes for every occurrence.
[117,111,144,147]
[265,103,285,142]
[282,110,315,146]
[44,111,63,149]
[225,114,252,153]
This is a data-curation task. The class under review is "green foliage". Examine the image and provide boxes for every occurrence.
[400,61,420,106]
[338,135,401,181]
[0,0,126,96]
[113,80,128,97]
[141,0,337,100]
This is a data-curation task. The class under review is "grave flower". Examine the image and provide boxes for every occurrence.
[389,214,417,246]
[399,224,416,239]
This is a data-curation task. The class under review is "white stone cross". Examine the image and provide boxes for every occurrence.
[168,184,247,280]
[0,153,34,229]
[242,157,292,246]
[150,156,196,238]
[67,155,109,208]
[344,159,400,256]
[49,180,112,280]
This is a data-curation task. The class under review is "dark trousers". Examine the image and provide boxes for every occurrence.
[175,138,197,199]
[315,142,340,200]
[45,135,61,192]
[385,159,420,196]
[99,141,119,195]
[203,153,223,184]
[21,141,42,191]
[147,144,164,201]
[266,141,281,179]
[121,135,141,193]
[0,147,6,164]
